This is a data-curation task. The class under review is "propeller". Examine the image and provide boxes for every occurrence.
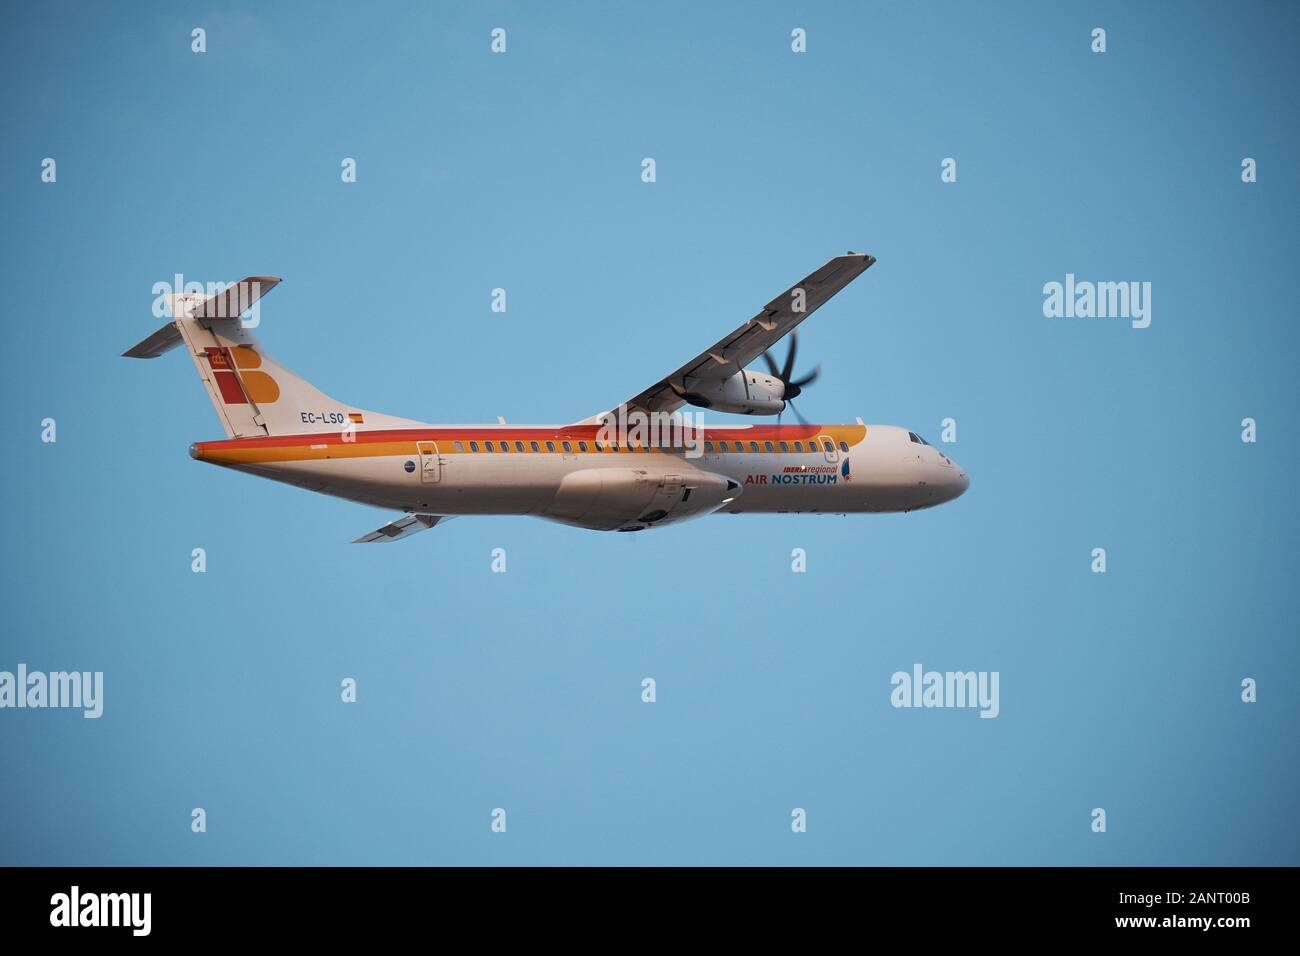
[762,329,820,425]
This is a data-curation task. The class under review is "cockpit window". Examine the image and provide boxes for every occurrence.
[908,432,930,445]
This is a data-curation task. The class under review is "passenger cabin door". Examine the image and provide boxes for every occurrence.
[417,441,441,483]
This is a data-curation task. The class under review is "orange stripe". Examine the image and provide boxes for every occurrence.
[194,425,868,465]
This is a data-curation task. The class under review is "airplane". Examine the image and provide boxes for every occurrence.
[124,253,968,541]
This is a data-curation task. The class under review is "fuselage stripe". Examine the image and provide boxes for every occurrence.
[193,425,868,466]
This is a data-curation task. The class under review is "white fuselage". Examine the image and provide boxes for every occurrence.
[193,422,969,532]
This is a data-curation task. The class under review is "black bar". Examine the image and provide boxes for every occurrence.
[0,867,1284,941]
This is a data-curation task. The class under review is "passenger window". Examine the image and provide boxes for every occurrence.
[546,441,556,452]
[486,441,497,452]
[530,441,540,452]
[822,440,834,453]
[611,444,621,452]
[764,441,774,453]
[454,441,464,452]
[838,441,848,452]
[469,441,479,452]
[499,441,509,453]
[515,441,524,452]
[748,441,759,453]
[793,441,803,452]
[779,441,789,452]
[578,441,588,452]
[562,441,572,453]
[704,441,714,452]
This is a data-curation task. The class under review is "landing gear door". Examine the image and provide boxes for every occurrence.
[417,441,440,483]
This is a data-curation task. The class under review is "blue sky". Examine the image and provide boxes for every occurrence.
[1,0,1297,865]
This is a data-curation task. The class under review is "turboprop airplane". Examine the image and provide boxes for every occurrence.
[124,253,968,541]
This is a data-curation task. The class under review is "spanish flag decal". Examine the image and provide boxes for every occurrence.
[349,413,364,424]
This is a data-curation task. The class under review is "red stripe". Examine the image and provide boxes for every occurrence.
[193,423,847,454]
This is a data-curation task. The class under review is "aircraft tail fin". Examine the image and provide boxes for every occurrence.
[124,277,426,438]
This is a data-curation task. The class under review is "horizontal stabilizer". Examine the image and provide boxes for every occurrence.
[352,513,451,543]
[192,276,280,322]
[123,276,281,359]
[123,321,182,359]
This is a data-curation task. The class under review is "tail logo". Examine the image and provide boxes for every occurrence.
[203,347,280,405]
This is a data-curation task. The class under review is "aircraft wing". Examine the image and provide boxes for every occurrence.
[351,513,452,543]
[614,252,875,417]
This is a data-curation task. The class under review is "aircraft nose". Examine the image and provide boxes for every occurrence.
[942,459,970,502]
[956,468,970,496]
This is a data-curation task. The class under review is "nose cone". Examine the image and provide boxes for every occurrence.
[935,459,969,504]
[950,463,970,499]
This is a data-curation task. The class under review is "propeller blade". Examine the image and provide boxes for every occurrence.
[790,364,821,389]
[782,330,798,382]
[761,350,781,378]
[788,400,809,426]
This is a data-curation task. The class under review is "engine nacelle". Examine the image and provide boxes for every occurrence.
[675,369,785,415]
[542,467,742,531]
